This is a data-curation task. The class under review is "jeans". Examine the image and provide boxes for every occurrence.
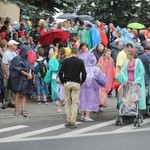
[4,77,14,105]
[56,83,64,101]
[36,77,48,95]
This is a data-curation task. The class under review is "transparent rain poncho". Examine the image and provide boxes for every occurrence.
[118,81,141,115]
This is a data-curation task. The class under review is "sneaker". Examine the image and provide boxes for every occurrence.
[44,101,48,105]
[84,117,94,122]
[55,100,60,106]
[80,116,85,121]
[37,102,42,105]
[57,108,63,113]
[37,101,42,104]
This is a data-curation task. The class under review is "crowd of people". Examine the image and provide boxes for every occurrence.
[0,16,150,128]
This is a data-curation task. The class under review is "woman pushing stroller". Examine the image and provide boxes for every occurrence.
[117,49,146,110]
[116,49,146,126]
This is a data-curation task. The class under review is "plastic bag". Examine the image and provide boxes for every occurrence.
[112,79,120,89]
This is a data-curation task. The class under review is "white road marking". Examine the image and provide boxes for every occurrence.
[60,119,115,136]
[112,118,150,133]
[0,119,149,143]
[0,125,28,133]
[0,127,150,143]
[0,122,81,143]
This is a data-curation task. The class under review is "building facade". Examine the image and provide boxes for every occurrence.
[0,2,20,23]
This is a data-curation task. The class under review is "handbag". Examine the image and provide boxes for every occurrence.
[112,79,120,89]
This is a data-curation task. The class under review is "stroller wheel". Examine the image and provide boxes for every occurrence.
[115,117,120,126]
[140,115,143,123]
[137,119,140,127]
[119,118,123,126]
[133,118,137,126]
[116,117,123,126]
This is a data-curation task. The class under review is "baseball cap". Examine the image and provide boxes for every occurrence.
[8,40,19,46]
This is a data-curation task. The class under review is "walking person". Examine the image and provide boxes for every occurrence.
[117,49,146,110]
[59,47,87,129]
[78,43,97,66]
[97,49,116,111]
[79,54,107,121]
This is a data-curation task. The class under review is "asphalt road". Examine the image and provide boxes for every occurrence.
[0,114,150,150]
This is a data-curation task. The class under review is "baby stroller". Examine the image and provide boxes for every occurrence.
[115,81,143,127]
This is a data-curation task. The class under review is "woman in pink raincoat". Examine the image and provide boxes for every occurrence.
[97,49,116,111]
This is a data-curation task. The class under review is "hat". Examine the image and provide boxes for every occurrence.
[8,40,19,46]
[19,44,30,57]
[20,44,30,51]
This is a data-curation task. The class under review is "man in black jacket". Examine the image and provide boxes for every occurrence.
[59,47,87,129]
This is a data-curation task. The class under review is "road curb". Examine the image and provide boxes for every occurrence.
[0,113,66,125]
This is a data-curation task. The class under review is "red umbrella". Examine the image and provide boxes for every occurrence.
[38,29,70,46]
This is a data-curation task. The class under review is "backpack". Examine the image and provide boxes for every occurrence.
[37,58,47,77]
[28,49,37,65]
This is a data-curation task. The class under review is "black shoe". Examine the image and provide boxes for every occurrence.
[29,96,33,100]
[49,99,53,103]
[68,123,77,129]
[1,104,7,109]
[8,103,15,108]
[65,122,71,128]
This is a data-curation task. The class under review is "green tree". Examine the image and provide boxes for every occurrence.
[1,0,150,27]
[78,0,150,27]
[136,0,150,27]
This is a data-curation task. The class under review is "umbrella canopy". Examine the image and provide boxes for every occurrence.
[38,29,70,46]
[57,13,78,20]
[83,20,93,25]
[77,15,94,21]
[127,22,146,29]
